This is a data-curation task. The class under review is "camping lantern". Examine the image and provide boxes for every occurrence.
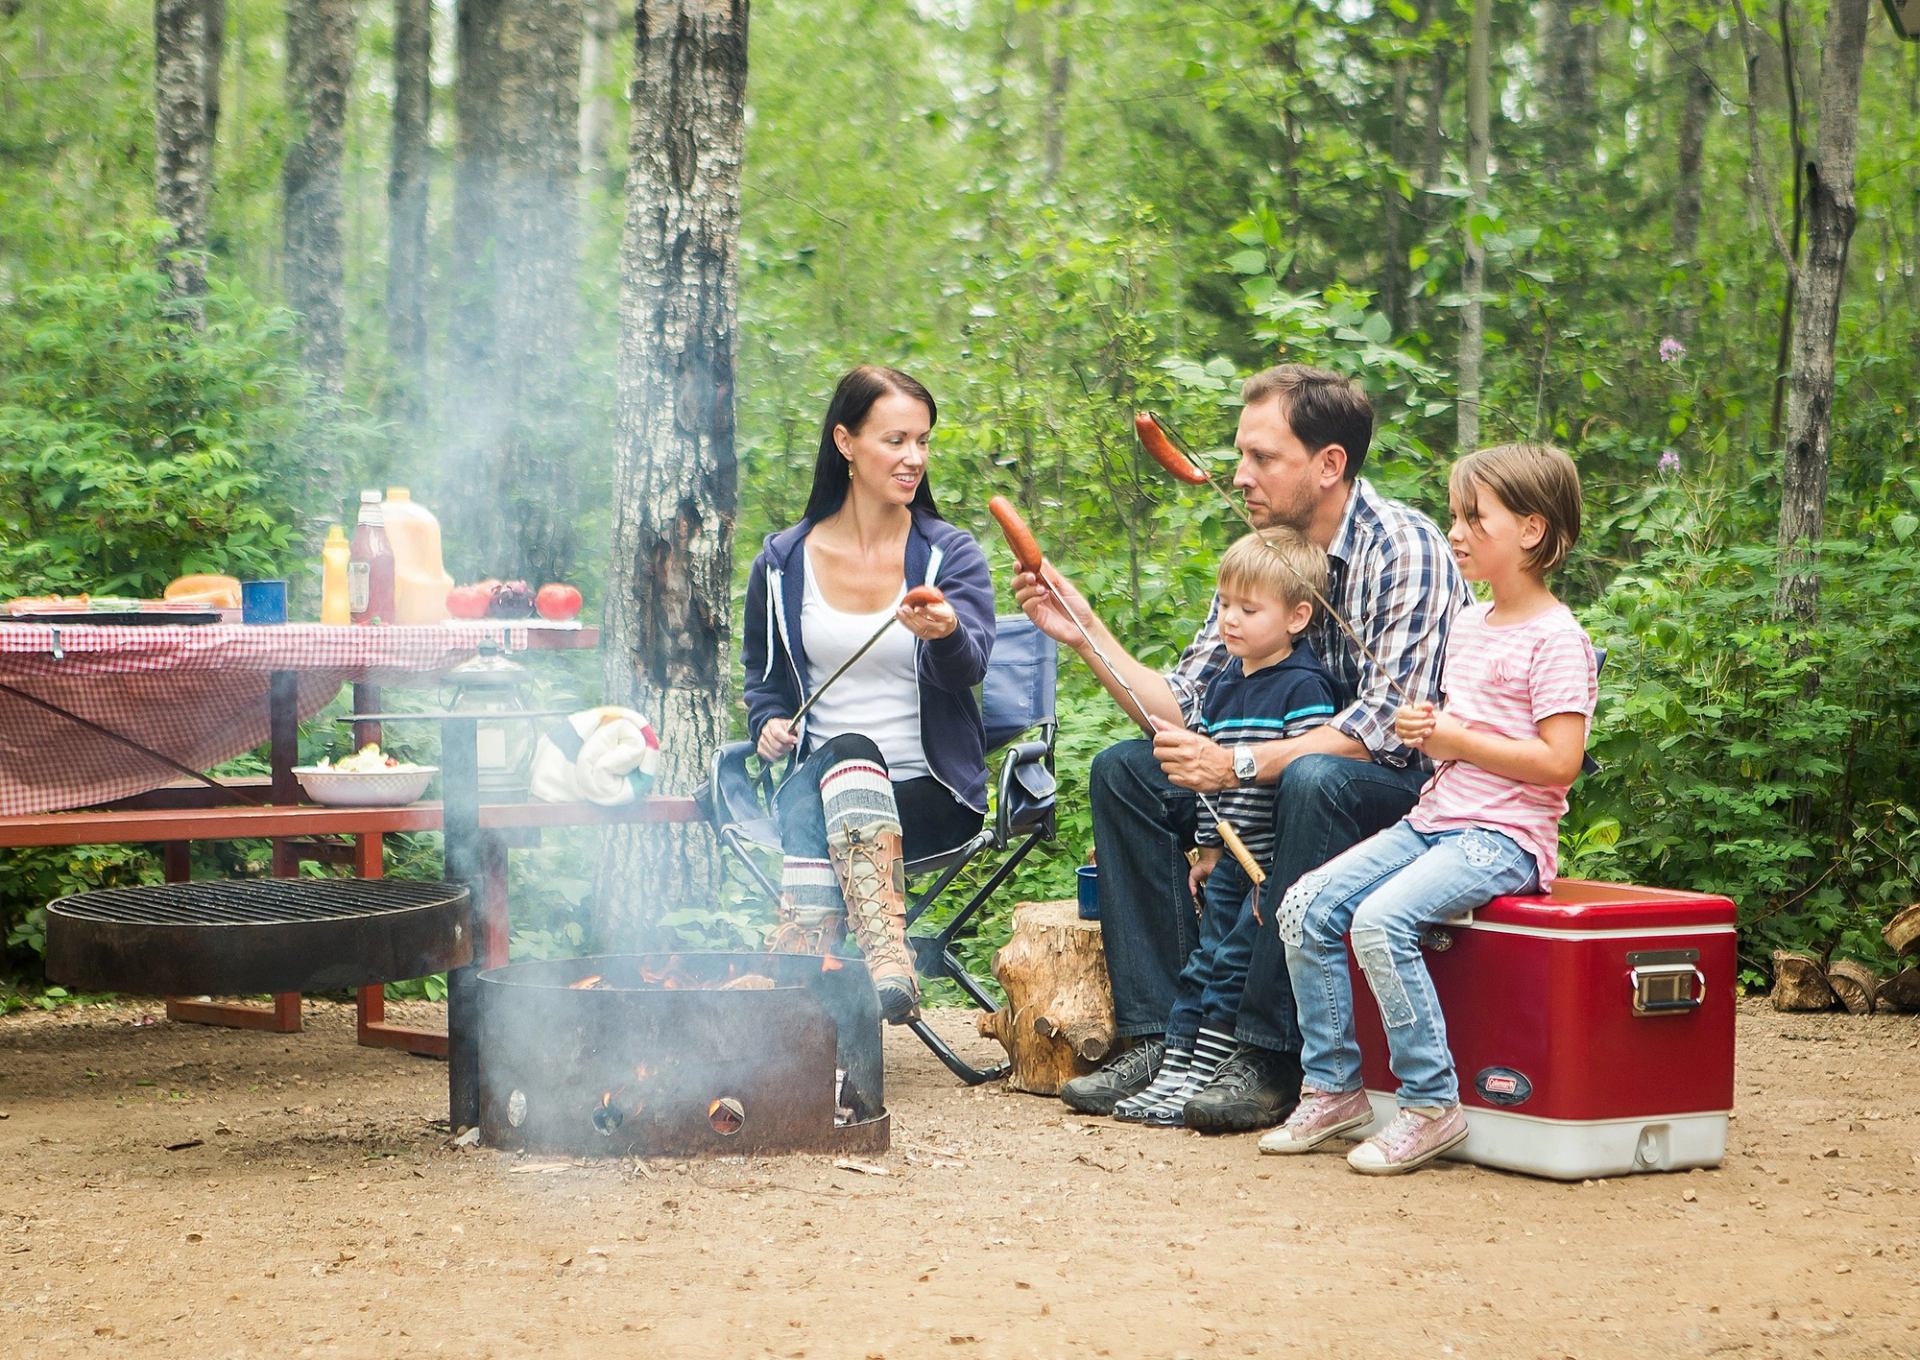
[441,641,536,800]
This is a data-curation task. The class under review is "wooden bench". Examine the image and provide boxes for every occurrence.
[1,795,702,1052]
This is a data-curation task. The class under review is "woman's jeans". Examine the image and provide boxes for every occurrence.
[1279,820,1538,1107]
[774,735,983,863]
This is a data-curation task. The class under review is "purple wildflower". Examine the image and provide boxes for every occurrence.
[1658,449,1681,474]
[1659,336,1686,363]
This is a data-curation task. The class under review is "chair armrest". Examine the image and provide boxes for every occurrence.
[703,740,777,828]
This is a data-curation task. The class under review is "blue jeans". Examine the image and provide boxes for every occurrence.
[1087,742,1425,1045]
[1279,819,1538,1107]
[1163,854,1255,1047]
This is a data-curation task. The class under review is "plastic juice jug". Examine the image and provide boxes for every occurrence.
[349,490,396,625]
[384,487,454,625]
[320,525,351,624]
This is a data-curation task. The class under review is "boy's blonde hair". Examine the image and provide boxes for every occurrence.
[1217,525,1327,616]
[1449,443,1582,573]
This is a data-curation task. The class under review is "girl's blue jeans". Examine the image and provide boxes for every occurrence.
[1278,819,1538,1108]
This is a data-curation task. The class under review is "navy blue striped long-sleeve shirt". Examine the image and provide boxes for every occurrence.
[1165,477,1469,770]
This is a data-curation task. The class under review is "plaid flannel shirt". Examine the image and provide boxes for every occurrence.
[1164,477,1470,768]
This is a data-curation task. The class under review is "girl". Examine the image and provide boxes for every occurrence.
[1259,443,1595,1174]
[741,366,996,1023]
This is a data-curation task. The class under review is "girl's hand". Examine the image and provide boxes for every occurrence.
[757,716,799,762]
[1394,701,1438,747]
[897,594,957,640]
[1188,847,1221,900]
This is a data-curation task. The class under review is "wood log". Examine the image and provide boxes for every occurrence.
[1883,903,1920,958]
[1825,957,1878,1015]
[1769,950,1836,1012]
[1875,966,1920,1013]
[975,899,1115,1095]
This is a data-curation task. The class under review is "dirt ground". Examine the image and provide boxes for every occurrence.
[3,997,1917,1360]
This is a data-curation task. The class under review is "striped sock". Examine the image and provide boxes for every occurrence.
[820,756,899,843]
[779,855,842,920]
[1114,1046,1193,1119]
[1128,1027,1238,1126]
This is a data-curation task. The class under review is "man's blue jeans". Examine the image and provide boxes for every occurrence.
[1087,742,1425,1048]
[1279,819,1538,1107]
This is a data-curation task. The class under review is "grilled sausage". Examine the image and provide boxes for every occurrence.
[988,496,1045,575]
[1134,412,1210,485]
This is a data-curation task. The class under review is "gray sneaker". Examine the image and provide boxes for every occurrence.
[1059,1039,1166,1115]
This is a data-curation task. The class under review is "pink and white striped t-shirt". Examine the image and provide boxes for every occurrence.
[1407,601,1597,886]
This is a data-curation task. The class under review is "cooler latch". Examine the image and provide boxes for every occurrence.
[1627,948,1705,1015]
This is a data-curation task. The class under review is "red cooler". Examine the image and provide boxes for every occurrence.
[1348,879,1736,1180]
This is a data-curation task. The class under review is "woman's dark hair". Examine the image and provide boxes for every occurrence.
[801,365,943,523]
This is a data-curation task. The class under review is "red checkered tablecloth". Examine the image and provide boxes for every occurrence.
[0,621,547,816]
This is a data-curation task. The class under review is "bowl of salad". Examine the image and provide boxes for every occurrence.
[294,744,437,806]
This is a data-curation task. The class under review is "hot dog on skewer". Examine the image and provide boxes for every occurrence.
[1134,411,1210,485]
[988,495,1045,575]
[902,585,946,608]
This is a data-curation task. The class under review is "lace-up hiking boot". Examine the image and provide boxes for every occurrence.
[1059,1039,1166,1115]
[831,824,919,1023]
[1180,1044,1302,1134]
[1346,1104,1469,1175]
[1257,1086,1374,1154]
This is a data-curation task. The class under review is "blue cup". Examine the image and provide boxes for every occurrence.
[1076,864,1100,920]
[241,579,288,624]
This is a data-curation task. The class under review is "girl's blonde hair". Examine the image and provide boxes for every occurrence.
[1217,525,1327,614]
[1449,443,1582,573]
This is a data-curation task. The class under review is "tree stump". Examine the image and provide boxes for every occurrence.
[1825,957,1878,1015]
[976,899,1114,1095]
[1770,950,1836,1012]
[1883,903,1920,958]
[1875,966,1920,1013]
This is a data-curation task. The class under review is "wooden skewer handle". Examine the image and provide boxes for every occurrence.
[1215,817,1267,887]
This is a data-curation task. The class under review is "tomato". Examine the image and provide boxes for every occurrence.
[446,583,494,619]
[536,582,584,621]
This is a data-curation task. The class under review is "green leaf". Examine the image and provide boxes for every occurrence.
[1225,248,1268,275]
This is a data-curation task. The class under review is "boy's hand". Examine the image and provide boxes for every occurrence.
[1187,846,1221,900]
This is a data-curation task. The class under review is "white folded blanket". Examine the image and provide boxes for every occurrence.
[528,706,660,806]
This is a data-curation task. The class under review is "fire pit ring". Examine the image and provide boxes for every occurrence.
[477,952,889,1158]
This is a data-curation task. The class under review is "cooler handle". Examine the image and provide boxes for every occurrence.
[1626,949,1705,1015]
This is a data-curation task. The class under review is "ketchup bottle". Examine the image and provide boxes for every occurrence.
[348,490,396,625]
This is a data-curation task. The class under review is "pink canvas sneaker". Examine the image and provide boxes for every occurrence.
[1257,1086,1374,1155]
[1345,1104,1469,1175]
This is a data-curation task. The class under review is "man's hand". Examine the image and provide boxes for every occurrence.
[1012,564,1096,649]
[1188,846,1222,900]
[1151,720,1234,793]
[756,716,799,762]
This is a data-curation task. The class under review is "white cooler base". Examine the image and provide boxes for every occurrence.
[1361,1092,1728,1181]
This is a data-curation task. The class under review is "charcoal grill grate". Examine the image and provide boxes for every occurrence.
[46,878,472,996]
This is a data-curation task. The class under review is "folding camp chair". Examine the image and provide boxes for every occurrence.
[702,613,1059,1085]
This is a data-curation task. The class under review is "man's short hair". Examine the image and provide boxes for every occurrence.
[1217,525,1327,616]
[1449,442,1583,574]
[1240,364,1374,480]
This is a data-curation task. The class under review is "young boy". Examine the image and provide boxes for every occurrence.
[1113,526,1337,1126]
[1261,442,1595,1174]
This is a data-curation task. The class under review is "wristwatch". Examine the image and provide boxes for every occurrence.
[1232,744,1258,785]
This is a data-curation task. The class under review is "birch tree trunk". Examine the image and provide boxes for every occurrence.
[1456,0,1490,453]
[597,0,748,942]
[445,0,585,584]
[386,0,431,395]
[154,0,212,298]
[1775,0,1872,625]
[282,0,356,399]
[580,0,620,178]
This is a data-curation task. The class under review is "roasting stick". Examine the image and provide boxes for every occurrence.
[989,496,1267,899]
[788,586,946,727]
[1135,410,1412,707]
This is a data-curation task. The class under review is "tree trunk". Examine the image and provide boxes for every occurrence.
[154,0,213,298]
[1824,957,1877,1015]
[1670,32,1713,264]
[580,0,620,178]
[386,0,432,398]
[1775,0,1870,626]
[282,0,357,399]
[975,899,1115,1095]
[1039,0,1072,192]
[596,0,748,943]
[1769,950,1834,1011]
[1456,0,1490,452]
[445,0,586,585]
[202,0,224,149]
[1537,0,1596,169]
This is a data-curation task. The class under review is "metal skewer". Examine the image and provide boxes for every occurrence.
[1035,564,1266,898]
[788,613,903,727]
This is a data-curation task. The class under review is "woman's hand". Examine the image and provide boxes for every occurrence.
[896,592,957,641]
[757,716,800,762]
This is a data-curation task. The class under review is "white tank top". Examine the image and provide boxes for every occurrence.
[799,549,929,780]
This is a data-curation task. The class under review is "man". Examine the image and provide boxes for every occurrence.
[1014,364,1467,1133]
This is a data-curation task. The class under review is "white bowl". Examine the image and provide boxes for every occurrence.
[293,765,437,807]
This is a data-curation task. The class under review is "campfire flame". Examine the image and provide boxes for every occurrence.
[707,1097,745,1135]
[820,953,845,973]
[568,974,605,990]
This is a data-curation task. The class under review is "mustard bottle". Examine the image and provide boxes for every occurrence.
[321,524,352,624]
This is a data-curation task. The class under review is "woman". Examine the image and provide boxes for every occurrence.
[741,366,996,1022]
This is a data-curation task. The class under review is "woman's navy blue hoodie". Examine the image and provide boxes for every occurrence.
[741,508,997,813]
